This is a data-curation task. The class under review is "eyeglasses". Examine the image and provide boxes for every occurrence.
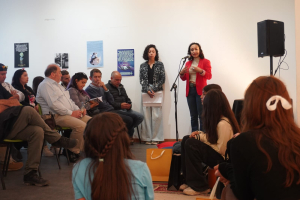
[1,65,8,69]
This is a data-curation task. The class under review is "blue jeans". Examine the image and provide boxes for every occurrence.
[186,87,203,132]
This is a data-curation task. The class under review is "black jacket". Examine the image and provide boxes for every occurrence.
[105,80,131,110]
[0,84,23,141]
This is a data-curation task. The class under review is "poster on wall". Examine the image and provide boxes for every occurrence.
[54,53,69,68]
[14,43,29,68]
[87,41,103,68]
[117,49,134,76]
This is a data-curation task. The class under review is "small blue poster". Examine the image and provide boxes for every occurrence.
[117,49,134,76]
[87,41,103,68]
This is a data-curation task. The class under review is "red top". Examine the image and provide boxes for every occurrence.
[180,58,212,97]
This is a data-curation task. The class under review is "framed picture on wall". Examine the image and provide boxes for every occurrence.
[87,41,103,68]
[117,49,134,76]
[14,43,29,68]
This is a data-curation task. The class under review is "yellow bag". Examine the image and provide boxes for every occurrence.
[146,149,173,182]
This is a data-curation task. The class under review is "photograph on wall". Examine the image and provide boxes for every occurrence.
[14,43,29,68]
[117,49,134,76]
[54,53,62,67]
[87,41,103,68]
[55,53,69,68]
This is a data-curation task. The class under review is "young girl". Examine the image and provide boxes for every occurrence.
[180,89,240,196]
[72,112,154,200]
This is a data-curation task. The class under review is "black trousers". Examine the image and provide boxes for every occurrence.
[110,110,134,137]
[181,135,224,192]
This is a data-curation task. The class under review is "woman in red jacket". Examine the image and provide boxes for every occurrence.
[180,43,212,131]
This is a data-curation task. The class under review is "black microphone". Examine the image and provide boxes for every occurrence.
[182,55,190,59]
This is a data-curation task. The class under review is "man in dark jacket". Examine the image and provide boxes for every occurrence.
[105,71,144,129]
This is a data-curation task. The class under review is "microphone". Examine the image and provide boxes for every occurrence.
[182,55,190,59]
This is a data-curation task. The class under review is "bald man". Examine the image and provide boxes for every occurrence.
[36,64,91,162]
[106,71,144,130]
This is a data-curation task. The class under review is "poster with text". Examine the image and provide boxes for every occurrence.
[117,49,134,76]
[87,41,103,68]
[14,43,29,68]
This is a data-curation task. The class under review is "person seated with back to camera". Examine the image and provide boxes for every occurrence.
[180,89,240,196]
[200,84,222,104]
[85,69,135,139]
[0,82,78,186]
[72,112,154,200]
[67,72,99,116]
[215,76,300,200]
[105,71,144,133]
[36,64,91,163]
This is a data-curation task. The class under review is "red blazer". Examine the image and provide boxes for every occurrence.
[180,58,212,97]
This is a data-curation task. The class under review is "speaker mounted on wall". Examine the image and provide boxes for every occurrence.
[257,19,285,58]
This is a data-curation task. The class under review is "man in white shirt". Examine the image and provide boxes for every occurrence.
[36,64,91,162]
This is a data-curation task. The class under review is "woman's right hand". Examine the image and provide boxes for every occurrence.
[190,131,200,138]
[147,90,155,98]
[180,67,188,75]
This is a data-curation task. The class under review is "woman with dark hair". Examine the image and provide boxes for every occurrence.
[139,44,165,145]
[180,42,212,131]
[12,71,54,156]
[32,76,44,95]
[215,76,300,200]
[12,69,37,108]
[72,112,154,200]
[180,89,240,196]
[67,72,99,116]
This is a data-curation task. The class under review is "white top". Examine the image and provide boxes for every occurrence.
[1,82,25,102]
[36,77,79,115]
[189,57,199,83]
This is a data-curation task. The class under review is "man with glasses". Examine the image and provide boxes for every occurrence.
[105,71,144,133]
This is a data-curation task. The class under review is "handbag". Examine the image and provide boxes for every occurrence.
[146,149,172,182]
[41,112,56,130]
[167,154,183,191]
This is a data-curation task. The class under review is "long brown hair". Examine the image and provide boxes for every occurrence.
[241,76,300,187]
[202,89,240,144]
[82,112,135,199]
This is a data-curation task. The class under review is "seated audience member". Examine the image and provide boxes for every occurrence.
[61,70,70,89]
[0,63,24,170]
[36,64,91,162]
[32,76,44,95]
[32,76,54,157]
[72,112,154,200]
[106,71,144,129]
[12,69,37,108]
[0,63,25,102]
[67,72,99,114]
[12,69,53,157]
[215,76,300,200]
[85,69,134,138]
[0,83,78,186]
[180,89,240,195]
[201,84,222,104]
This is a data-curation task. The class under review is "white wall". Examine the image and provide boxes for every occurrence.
[0,0,297,139]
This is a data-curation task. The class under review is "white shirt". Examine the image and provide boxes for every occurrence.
[36,77,79,116]
[1,82,25,102]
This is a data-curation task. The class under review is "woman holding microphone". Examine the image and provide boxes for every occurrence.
[180,42,212,132]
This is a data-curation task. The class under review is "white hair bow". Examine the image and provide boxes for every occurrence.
[266,95,292,111]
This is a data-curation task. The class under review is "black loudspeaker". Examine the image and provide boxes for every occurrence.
[257,20,285,57]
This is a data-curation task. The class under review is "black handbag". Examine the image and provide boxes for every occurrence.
[41,112,56,130]
[167,154,184,191]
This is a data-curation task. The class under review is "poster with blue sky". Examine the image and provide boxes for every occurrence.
[87,41,103,68]
[117,49,134,76]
